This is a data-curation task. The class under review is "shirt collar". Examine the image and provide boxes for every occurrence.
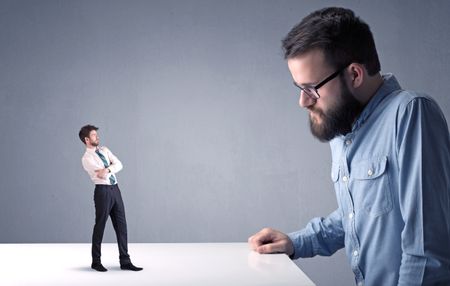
[85,146,99,153]
[352,73,402,131]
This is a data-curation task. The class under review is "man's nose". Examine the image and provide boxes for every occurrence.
[299,91,316,108]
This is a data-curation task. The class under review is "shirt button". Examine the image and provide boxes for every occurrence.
[345,139,352,145]
[367,169,373,176]
[342,176,348,182]
[353,250,359,257]
[349,212,354,219]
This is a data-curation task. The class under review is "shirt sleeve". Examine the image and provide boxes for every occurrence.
[103,147,123,174]
[396,97,450,285]
[81,155,99,179]
[287,208,345,260]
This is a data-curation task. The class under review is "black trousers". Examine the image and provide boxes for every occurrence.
[92,184,131,265]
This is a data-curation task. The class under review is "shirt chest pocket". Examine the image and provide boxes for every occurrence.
[349,156,393,217]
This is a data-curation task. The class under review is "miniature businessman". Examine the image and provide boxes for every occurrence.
[79,124,143,272]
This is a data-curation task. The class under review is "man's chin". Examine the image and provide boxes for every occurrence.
[309,118,336,142]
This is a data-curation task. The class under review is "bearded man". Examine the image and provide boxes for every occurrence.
[248,7,450,286]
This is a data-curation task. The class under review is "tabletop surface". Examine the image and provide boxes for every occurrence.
[0,242,315,285]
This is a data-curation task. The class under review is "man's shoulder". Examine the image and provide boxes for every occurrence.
[381,89,440,119]
[390,89,435,109]
[386,90,447,130]
[81,149,89,159]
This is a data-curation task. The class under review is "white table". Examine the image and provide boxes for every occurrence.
[0,243,315,285]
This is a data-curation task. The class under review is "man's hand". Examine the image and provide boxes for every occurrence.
[248,227,294,256]
[95,168,109,179]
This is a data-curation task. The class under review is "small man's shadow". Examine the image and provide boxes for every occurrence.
[72,266,122,272]
[72,266,92,272]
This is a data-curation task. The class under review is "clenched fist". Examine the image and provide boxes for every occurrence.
[248,227,294,257]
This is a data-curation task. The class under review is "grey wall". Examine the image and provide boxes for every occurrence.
[1,1,449,285]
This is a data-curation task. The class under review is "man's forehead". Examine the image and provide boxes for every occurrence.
[287,50,332,84]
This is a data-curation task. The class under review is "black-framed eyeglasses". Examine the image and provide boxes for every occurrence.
[293,65,348,100]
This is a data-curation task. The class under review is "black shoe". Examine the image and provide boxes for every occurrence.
[120,263,143,271]
[91,263,108,272]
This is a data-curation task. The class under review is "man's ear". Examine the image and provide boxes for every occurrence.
[347,63,364,89]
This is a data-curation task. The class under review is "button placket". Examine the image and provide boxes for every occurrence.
[341,137,364,284]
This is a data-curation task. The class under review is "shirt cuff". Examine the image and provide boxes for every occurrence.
[287,230,309,260]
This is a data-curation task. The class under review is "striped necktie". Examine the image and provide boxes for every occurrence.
[95,149,116,185]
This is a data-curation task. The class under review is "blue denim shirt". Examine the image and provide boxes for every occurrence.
[288,74,450,286]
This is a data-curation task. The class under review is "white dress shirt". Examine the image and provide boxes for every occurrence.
[81,146,123,185]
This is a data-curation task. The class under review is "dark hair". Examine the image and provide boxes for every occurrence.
[78,124,98,144]
[282,7,380,75]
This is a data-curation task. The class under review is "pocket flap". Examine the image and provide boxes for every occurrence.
[351,156,387,180]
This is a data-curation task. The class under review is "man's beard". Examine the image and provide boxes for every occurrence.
[91,140,99,147]
[309,77,363,142]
